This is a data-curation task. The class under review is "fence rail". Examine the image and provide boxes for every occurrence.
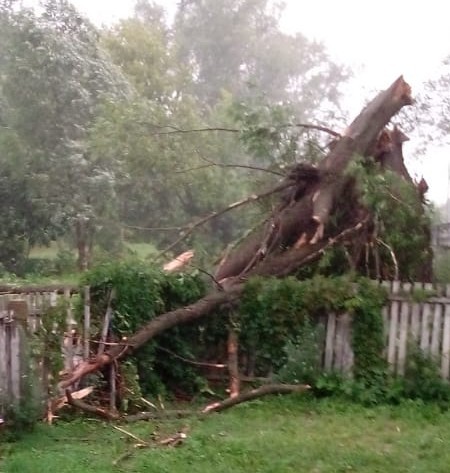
[3,281,450,409]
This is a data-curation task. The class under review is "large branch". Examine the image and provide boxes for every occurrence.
[59,286,243,389]
[59,219,366,391]
[201,384,310,413]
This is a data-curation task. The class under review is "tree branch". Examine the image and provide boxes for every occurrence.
[156,345,227,369]
[157,182,292,257]
[145,123,340,137]
[202,384,310,413]
[175,161,285,177]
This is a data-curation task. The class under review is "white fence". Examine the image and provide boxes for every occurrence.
[324,281,450,379]
[0,289,75,409]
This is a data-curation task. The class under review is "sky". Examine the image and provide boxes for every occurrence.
[39,0,450,205]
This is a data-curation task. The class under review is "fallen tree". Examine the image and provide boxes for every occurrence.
[59,76,426,394]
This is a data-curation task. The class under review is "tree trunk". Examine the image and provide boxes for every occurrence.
[75,216,94,271]
[215,76,412,282]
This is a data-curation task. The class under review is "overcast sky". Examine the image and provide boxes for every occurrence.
[35,0,450,205]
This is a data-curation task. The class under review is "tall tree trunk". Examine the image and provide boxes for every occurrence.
[75,216,94,271]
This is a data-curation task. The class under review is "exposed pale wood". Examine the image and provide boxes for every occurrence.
[397,283,411,375]
[98,292,114,357]
[163,250,194,272]
[387,281,400,368]
[324,313,336,370]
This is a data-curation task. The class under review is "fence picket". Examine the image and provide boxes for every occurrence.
[441,284,450,380]
[397,283,411,375]
[431,300,443,358]
[387,281,400,368]
[0,319,6,404]
[420,283,434,353]
[410,282,422,342]
[324,313,336,370]
[339,314,353,375]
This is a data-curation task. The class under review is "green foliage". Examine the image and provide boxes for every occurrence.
[81,260,206,398]
[351,278,387,386]
[22,248,77,277]
[434,249,450,283]
[347,158,432,280]
[31,299,74,397]
[400,344,450,405]
[241,275,387,376]
[0,399,40,442]
[276,320,324,385]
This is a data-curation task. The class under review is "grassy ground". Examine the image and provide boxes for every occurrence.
[1,397,450,473]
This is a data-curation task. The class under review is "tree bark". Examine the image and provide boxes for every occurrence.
[216,76,412,281]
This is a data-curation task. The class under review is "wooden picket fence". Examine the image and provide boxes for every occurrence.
[0,287,77,410]
[324,281,450,379]
[2,281,450,409]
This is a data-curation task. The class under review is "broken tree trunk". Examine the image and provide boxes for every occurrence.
[215,76,412,281]
[59,76,413,391]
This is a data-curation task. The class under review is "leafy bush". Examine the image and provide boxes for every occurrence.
[0,400,40,442]
[81,260,206,399]
[240,275,387,376]
[276,320,324,385]
[400,345,450,405]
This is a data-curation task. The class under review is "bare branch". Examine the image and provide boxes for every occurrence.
[202,384,310,413]
[157,182,293,257]
[66,389,119,421]
[156,345,227,369]
[144,122,340,137]
[175,161,285,177]
[376,238,399,280]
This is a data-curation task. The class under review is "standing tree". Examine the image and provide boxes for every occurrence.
[174,0,347,113]
[0,0,129,270]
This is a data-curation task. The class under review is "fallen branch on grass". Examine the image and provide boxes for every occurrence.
[66,389,120,421]
[202,383,311,413]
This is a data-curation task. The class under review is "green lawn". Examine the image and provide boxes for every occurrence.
[1,397,450,473]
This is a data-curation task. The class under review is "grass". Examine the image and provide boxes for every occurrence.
[1,397,450,473]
